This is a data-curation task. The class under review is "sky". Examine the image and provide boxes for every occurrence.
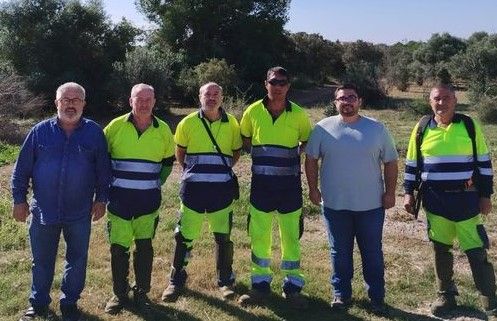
[103,0,497,45]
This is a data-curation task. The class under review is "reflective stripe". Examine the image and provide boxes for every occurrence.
[252,252,270,268]
[281,260,300,270]
[478,154,491,162]
[423,155,472,164]
[185,154,233,167]
[111,160,161,173]
[112,178,161,190]
[421,171,473,181]
[284,275,305,288]
[404,173,416,181]
[252,146,298,158]
[253,165,300,176]
[252,275,272,284]
[182,172,231,182]
[479,168,493,176]
[405,160,417,167]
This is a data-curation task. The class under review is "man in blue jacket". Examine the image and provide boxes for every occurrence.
[11,82,111,321]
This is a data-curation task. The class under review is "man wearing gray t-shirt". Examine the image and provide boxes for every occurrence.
[305,84,398,315]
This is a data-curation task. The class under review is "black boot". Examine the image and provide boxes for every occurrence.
[161,232,190,302]
[466,247,497,315]
[105,244,130,314]
[133,239,154,293]
[215,232,235,300]
[431,241,458,316]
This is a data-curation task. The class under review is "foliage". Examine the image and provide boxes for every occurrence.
[476,95,497,124]
[0,141,19,166]
[323,102,338,117]
[138,0,290,84]
[0,0,139,114]
[178,58,237,103]
[383,43,415,91]
[341,61,386,106]
[109,46,182,114]
[286,32,345,84]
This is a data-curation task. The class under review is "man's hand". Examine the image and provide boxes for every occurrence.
[13,202,30,222]
[382,192,396,209]
[403,194,415,214]
[91,201,107,221]
[480,197,492,215]
[309,188,322,206]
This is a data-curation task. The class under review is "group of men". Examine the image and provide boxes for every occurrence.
[10,66,497,321]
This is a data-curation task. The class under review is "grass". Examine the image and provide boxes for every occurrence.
[0,141,19,166]
[0,92,496,321]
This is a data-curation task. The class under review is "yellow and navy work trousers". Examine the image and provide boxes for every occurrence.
[427,211,496,298]
[170,202,235,287]
[107,211,159,296]
[248,205,305,294]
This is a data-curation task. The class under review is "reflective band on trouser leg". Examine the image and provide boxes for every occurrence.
[249,205,273,285]
[277,209,305,290]
[427,211,485,251]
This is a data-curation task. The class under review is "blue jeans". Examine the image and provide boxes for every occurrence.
[28,216,91,306]
[322,206,385,303]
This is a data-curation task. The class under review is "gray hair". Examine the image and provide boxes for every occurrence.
[131,83,155,97]
[56,82,86,100]
[199,82,223,96]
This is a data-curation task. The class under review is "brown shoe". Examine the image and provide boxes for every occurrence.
[282,291,309,310]
[104,295,129,315]
[219,285,236,300]
[238,289,269,307]
[430,294,457,316]
[161,284,183,302]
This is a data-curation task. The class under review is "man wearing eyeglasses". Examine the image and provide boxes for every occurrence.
[238,67,312,309]
[305,84,398,315]
[11,82,111,321]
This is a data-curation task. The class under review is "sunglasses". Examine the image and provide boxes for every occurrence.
[267,78,289,86]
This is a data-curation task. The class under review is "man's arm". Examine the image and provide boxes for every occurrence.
[176,146,186,168]
[11,129,36,222]
[242,137,251,153]
[304,155,321,206]
[383,160,398,209]
[232,150,241,166]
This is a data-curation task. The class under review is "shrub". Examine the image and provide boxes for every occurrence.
[178,58,237,103]
[340,61,386,106]
[476,96,497,124]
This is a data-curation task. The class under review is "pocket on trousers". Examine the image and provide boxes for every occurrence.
[477,224,490,249]
[246,213,251,235]
[299,214,304,239]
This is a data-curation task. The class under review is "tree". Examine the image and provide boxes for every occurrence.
[286,32,344,84]
[138,0,290,84]
[0,0,139,113]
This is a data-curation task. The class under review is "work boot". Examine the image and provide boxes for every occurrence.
[161,283,183,302]
[430,294,457,316]
[133,239,154,294]
[370,299,388,316]
[330,296,352,311]
[238,289,270,307]
[133,287,152,313]
[60,304,81,321]
[19,306,49,321]
[219,285,236,300]
[482,295,497,317]
[282,291,309,310]
[104,295,130,315]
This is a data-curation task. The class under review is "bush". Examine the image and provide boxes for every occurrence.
[476,96,497,124]
[109,47,182,114]
[324,103,338,117]
[340,61,386,106]
[178,58,237,103]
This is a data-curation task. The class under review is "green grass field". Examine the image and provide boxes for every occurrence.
[0,94,496,321]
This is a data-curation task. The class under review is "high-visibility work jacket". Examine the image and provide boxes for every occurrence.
[404,115,493,220]
[104,113,175,219]
[175,108,242,211]
[240,97,311,191]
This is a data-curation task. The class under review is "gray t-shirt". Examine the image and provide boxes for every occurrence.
[306,115,398,211]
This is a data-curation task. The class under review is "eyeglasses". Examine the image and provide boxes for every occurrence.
[59,97,84,104]
[335,95,358,102]
[267,78,289,86]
